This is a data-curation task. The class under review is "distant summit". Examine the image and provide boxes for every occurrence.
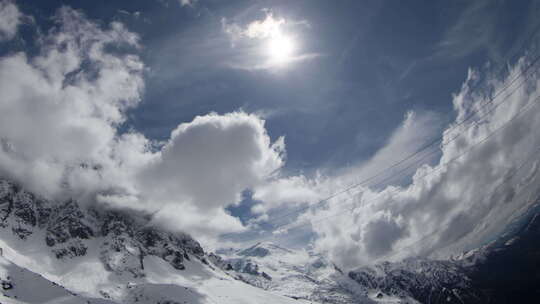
[0,179,305,304]
[237,241,294,257]
[1,177,540,303]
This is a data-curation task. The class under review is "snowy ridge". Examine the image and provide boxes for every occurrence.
[1,177,539,303]
[0,254,117,304]
[0,179,205,274]
[348,258,480,303]
[213,241,421,303]
[237,241,294,257]
[0,179,310,304]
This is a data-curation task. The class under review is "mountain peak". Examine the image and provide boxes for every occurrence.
[237,241,293,257]
[0,178,205,272]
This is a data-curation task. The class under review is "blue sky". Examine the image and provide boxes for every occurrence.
[2,0,540,265]
[14,0,537,172]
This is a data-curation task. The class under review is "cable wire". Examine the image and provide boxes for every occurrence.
[265,55,540,229]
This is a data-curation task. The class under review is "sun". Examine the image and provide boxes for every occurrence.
[267,34,295,63]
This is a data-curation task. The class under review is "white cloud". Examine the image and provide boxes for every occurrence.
[221,11,317,70]
[0,0,21,41]
[248,58,540,269]
[139,112,284,209]
[129,112,286,239]
[3,2,539,266]
[0,4,286,243]
[244,13,285,39]
[294,60,540,268]
[0,6,144,201]
[179,0,197,7]
[249,110,441,221]
[152,204,246,246]
[337,110,443,188]
[222,12,286,42]
[252,175,321,213]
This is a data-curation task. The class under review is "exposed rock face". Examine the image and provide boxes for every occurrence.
[348,259,482,303]
[455,205,540,303]
[0,179,205,276]
[237,242,294,258]
[211,242,366,303]
[2,177,540,304]
[347,202,540,304]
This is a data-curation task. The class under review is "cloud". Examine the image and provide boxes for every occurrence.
[0,6,144,201]
[179,0,197,7]
[248,110,441,221]
[222,12,286,42]
[251,174,321,214]
[4,1,539,266]
[0,4,286,243]
[152,205,246,246]
[221,10,318,70]
[337,110,443,188]
[298,59,540,268]
[437,1,496,58]
[132,112,285,238]
[108,112,285,241]
[224,52,324,71]
[117,10,141,19]
[140,112,284,208]
[250,57,540,268]
[0,0,21,41]
[362,211,408,257]
[243,13,285,39]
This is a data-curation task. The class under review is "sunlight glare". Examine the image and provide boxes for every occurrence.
[267,34,295,63]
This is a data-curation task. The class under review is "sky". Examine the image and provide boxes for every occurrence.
[1,0,540,268]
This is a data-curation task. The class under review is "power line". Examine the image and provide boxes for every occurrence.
[261,26,540,228]
[266,54,540,229]
[226,30,540,245]
[260,69,540,258]
[376,144,540,263]
[266,88,540,237]
[224,22,540,264]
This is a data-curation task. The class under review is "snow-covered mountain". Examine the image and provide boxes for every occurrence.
[348,258,481,303]
[211,204,540,304]
[1,177,539,304]
[0,179,311,304]
[0,254,117,304]
[211,241,423,303]
[453,203,540,303]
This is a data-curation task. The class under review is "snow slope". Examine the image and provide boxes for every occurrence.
[213,241,418,304]
[0,254,117,304]
[0,250,310,304]
[3,177,538,304]
[0,179,311,304]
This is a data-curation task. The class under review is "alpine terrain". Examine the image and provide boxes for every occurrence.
[0,178,539,303]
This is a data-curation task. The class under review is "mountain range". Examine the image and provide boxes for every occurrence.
[0,178,539,304]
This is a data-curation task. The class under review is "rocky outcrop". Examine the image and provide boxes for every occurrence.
[348,258,483,303]
[0,179,205,277]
